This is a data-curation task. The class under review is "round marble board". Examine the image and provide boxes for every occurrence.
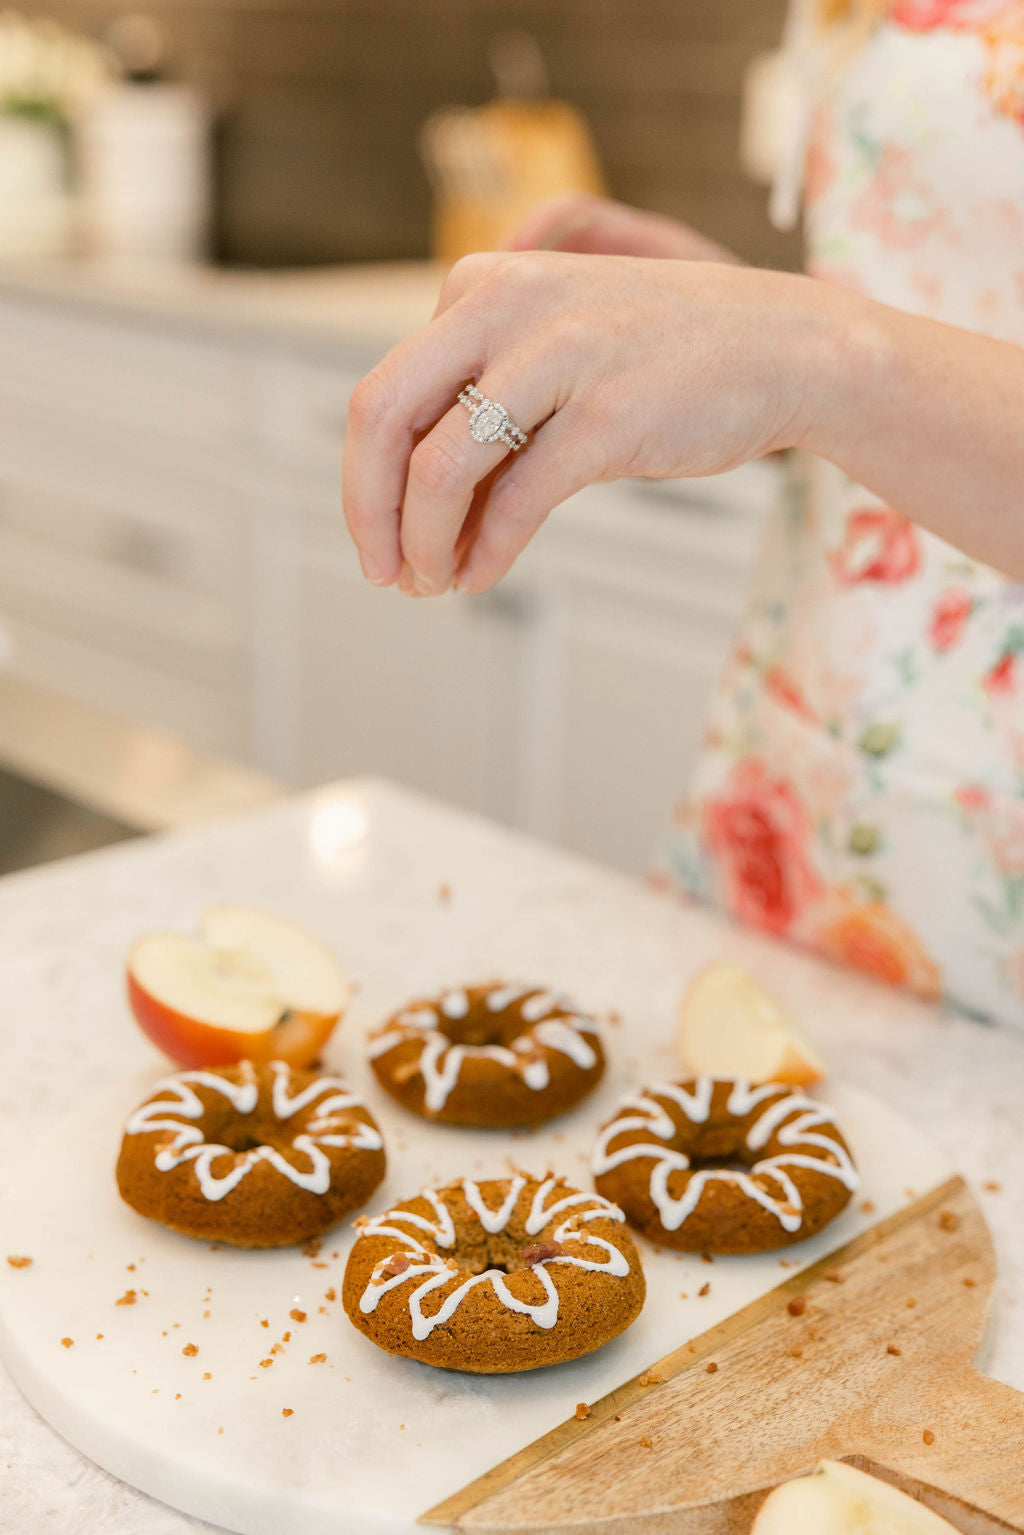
[0,1066,952,1535]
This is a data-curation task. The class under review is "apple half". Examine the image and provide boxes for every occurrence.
[752,1460,962,1535]
[127,904,350,1068]
[675,961,825,1086]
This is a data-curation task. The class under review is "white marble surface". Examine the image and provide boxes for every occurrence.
[1,779,1022,1534]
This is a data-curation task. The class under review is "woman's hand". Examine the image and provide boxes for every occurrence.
[504,192,742,264]
[342,250,834,596]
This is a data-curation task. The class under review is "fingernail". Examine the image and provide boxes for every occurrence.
[412,573,442,597]
[360,554,390,586]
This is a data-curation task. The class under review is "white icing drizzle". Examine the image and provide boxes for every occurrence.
[357,1180,630,1340]
[591,1078,859,1235]
[124,1063,383,1203]
[366,983,601,1111]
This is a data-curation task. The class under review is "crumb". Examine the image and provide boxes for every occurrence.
[824,1268,844,1284]
[317,1306,328,1315]
[938,1210,960,1232]
[613,1414,622,1422]
[309,1353,327,1364]
[302,1237,323,1258]
[96,1333,104,1340]
[381,1255,410,1280]
[639,1436,653,1449]
[126,1263,135,1272]
[809,1328,822,1342]
[701,1252,714,1264]
[790,1346,803,1358]
[218,1427,223,1435]
[679,1292,689,1300]
[963,1277,977,1288]
[270,1343,283,1356]
[60,1337,73,1348]
[175,1393,181,1400]
[860,1199,876,1214]
[172,1322,180,1329]
[698,1282,711,1297]
[282,1408,294,1418]
[203,1310,210,1319]
[161,1330,168,1337]
[705,1362,718,1374]
[115,1289,137,1306]
[575,1402,591,1420]
[778,1258,795,1268]
[904,1188,917,1200]
[289,1309,307,1323]
[311,1261,328,1269]
[438,882,452,903]
[325,1288,336,1302]
[140,1290,149,1297]
[923,1428,935,1445]
[983,1180,1001,1193]
[202,1372,211,1381]
[283,1330,292,1342]
[906,1297,917,1308]
[400,1424,405,1431]
[787,1297,807,1317]
[640,1371,664,1386]
[887,1344,902,1356]
[152,1388,159,1395]
[331,1251,339,1260]
[607,1010,622,1027]
[260,1319,269,1328]
[7,1256,32,1269]
[182,1343,198,1357]
[259,1358,274,1368]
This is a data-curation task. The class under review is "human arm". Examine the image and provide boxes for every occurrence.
[340,250,1024,595]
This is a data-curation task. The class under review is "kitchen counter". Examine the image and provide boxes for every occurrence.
[0,256,444,356]
[1,779,1021,1532]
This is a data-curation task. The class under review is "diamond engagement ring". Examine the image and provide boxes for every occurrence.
[457,385,528,452]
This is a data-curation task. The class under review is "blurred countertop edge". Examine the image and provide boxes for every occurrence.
[0,256,446,359]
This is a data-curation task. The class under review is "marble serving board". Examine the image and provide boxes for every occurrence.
[0,782,966,1534]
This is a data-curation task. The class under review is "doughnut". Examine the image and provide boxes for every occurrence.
[591,1078,858,1254]
[117,1060,386,1248]
[366,982,605,1127]
[343,1174,645,1373]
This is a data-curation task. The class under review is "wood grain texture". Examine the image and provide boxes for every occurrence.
[421,1176,1024,1534]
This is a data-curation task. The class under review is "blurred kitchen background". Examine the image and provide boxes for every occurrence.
[0,0,795,877]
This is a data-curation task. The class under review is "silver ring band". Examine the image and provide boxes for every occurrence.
[457,385,528,452]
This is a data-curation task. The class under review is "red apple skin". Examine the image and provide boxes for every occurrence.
[126,969,340,1069]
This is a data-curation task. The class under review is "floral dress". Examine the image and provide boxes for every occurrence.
[665,0,1024,1028]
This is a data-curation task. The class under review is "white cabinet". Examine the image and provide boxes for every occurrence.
[0,274,771,872]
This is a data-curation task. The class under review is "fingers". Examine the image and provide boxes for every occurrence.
[432,251,505,319]
[341,307,487,585]
[454,412,606,594]
[399,374,554,596]
[503,192,609,253]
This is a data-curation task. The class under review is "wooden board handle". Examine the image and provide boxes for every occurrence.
[857,1367,1024,1533]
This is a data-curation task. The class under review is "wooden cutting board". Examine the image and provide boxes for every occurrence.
[422,1174,1024,1535]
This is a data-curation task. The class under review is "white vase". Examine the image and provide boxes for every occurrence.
[77,83,212,263]
[0,115,73,257]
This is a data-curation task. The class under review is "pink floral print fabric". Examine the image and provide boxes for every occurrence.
[666,3,1024,1027]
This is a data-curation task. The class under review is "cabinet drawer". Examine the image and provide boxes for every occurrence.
[0,295,246,445]
[252,355,367,471]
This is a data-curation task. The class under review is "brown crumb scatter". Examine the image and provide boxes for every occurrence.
[325,1288,336,1302]
[115,1289,137,1306]
[983,1180,1001,1193]
[679,1292,689,1300]
[311,1261,328,1269]
[270,1343,283,1356]
[613,1414,622,1422]
[203,1310,210,1319]
[607,1010,622,1027]
[521,1241,564,1267]
[175,1393,181,1400]
[283,1330,292,1342]
[96,1333,104,1340]
[860,1199,876,1214]
[282,1408,294,1418]
[824,1268,844,1284]
[906,1297,917,1308]
[701,1252,714,1264]
[705,1361,718,1374]
[438,882,452,903]
[787,1297,807,1317]
[259,1358,274,1368]
[309,1353,327,1365]
[260,1319,269,1328]
[790,1346,803,1358]
[182,1343,199,1357]
[302,1237,323,1258]
[381,1255,410,1280]
[217,1427,224,1435]
[60,1337,73,1348]
[639,1436,653,1449]
[938,1210,960,1232]
[575,1402,591,1420]
[698,1282,711,1297]
[963,1276,977,1288]
[289,1308,307,1323]
[317,1306,328,1315]
[126,1263,135,1272]
[923,1429,935,1445]
[7,1256,32,1269]
[887,1344,903,1356]
[202,1372,211,1380]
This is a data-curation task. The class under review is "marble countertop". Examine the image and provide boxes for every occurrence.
[1,779,1022,1533]
[0,257,443,355]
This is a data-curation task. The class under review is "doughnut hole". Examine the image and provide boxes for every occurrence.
[434,1005,535,1050]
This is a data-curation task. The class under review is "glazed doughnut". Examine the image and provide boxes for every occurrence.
[117,1060,385,1247]
[592,1078,858,1254]
[343,1174,645,1373]
[366,982,604,1127]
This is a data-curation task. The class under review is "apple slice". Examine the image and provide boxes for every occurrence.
[752,1460,962,1534]
[675,961,825,1086]
[127,904,349,1068]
